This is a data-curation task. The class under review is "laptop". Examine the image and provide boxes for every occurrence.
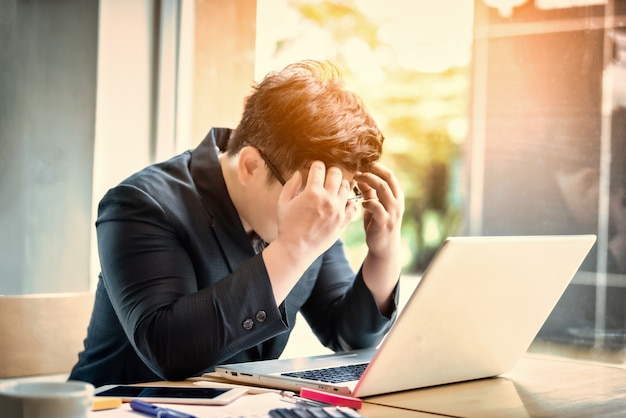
[215,235,596,398]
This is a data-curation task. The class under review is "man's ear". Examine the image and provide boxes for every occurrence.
[237,146,263,186]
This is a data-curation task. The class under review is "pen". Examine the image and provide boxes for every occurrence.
[278,391,331,408]
[129,399,198,418]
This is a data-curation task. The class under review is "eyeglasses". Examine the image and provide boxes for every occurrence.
[256,147,287,185]
[254,147,362,202]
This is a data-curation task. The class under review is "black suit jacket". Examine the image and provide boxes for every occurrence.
[69,128,396,387]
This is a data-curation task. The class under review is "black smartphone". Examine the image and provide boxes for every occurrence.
[94,384,247,405]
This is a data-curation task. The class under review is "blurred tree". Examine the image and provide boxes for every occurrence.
[272,0,468,273]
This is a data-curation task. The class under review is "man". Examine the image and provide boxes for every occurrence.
[69,60,405,387]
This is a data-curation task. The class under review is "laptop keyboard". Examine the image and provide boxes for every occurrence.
[281,363,368,384]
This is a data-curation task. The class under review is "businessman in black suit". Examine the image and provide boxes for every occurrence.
[70,60,405,387]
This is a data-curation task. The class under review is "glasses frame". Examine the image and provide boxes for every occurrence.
[253,145,362,202]
[256,148,287,186]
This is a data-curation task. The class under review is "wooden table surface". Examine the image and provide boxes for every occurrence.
[143,354,626,417]
[364,354,626,417]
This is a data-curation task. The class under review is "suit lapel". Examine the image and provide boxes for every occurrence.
[189,128,256,272]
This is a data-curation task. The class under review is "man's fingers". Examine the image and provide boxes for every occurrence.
[281,170,303,203]
[306,161,327,188]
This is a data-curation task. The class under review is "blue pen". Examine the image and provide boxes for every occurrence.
[129,399,198,418]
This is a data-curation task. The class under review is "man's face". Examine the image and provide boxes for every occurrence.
[250,176,283,243]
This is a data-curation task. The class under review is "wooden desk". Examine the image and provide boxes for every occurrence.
[140,355,625,417]
[359,402,438,417]
[363,354,626,417]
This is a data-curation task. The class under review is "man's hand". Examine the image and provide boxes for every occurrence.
[354,163,405,314]
[277,160,357,258]
[355,163,405,259]
[264,161,357,304]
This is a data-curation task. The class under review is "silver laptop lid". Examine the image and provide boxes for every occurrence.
[353,234,596,396]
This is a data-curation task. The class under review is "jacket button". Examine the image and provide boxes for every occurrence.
[255,310,267,322]
[242,318,254,330]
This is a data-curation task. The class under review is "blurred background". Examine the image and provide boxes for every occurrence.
[1,0,625,365]
[255,0,472,273]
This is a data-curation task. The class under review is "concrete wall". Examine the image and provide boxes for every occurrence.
[0,0,258,294]
[0,0,98,294]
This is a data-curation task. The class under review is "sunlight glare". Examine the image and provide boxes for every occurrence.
[357,0,474,73]
[256,0,474,78]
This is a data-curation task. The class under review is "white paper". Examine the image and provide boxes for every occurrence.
[89,392,292,418]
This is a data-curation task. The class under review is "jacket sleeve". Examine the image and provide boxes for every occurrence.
[300,241,399,352]
[96,184,289,381]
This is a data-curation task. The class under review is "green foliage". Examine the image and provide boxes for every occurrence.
[278,0,468,272]
[296,1,381,47]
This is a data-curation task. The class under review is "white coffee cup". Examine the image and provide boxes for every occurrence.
[0,380,94,418]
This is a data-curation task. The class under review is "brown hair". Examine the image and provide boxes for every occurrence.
[228,60,384,183]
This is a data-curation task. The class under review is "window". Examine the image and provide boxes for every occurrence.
[258,0,626,365]
[472,0,626,363]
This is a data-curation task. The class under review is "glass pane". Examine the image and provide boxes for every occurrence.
[472,0,626,364]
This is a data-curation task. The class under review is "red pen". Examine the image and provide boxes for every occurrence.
[299,388,363,410]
